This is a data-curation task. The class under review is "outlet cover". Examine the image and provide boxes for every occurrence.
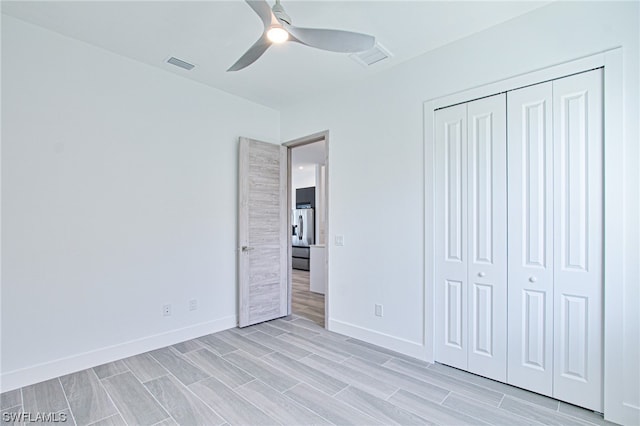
[375,304,383,317]
[189,299,198,311]
[163,304,172,316]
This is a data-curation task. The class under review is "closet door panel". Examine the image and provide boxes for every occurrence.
[522,289,547,368]
[467,94,507,382]
[435,104,468,369]
[552,69,603,411]
[507,82,554,396]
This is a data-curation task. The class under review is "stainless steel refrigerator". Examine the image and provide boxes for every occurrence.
[292,208,314,270]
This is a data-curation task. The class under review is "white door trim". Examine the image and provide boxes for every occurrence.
[283,131,329,328]
[425,48,627,422]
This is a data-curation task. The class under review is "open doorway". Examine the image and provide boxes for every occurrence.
[284,132,328,328]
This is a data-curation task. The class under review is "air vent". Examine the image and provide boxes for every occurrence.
[349,43,392,67]
[166,56,195,71]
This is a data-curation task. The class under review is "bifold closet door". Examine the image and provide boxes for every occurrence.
[507,69,603,410]
[435,95,507,381]
[552,69,603,411]
[467,95,507,382]
[507,81,555,397]
[435,103,468,370]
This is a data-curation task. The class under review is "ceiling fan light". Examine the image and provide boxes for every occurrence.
[267,26,289,43]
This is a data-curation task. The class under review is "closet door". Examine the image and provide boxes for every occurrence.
[507,82,554,396]
[435,96,507,379]
[552,69,603,411]
[467,95,507,382]
[435,103,468,370]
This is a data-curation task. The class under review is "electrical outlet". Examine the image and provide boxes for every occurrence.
[335,235,345,246]
[163,304,172,316]
[375,304,383,317]
[189,299,198,311]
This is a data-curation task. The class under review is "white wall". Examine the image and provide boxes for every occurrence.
[1,15,279,390]
[280,2,639,424]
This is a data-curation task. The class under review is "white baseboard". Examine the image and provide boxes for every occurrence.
[328,318,426,360]
[0,315,236,392]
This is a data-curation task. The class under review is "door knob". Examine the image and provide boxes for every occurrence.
[241,246,254,252]
[529,276,537,283]
[478,272,486,278]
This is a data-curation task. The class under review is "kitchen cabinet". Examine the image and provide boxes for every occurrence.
[310,245,325,294]
[292,246,310,271]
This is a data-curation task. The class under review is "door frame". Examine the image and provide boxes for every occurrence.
[283,130,329,328]
[424,49,625,421]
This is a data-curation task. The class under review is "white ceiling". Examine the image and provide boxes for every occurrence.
[2,1,550,109]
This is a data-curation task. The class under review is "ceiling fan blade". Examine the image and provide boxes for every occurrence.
[284,25,375,53]
[245,0,277,28]
[227,34,271,71]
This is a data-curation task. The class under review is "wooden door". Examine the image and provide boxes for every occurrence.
[434,103,468,370]
[466,94,507,382]
[507,82,555,396]
[552,69,603,411]
[238,137,288,327]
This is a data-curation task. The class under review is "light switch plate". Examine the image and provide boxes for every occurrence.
[335,235,345,246]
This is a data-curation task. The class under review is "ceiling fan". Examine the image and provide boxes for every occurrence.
[228,0,375,71]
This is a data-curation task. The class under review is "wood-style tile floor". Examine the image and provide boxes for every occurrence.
[1,317,610,426]
[291,269,325,327]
